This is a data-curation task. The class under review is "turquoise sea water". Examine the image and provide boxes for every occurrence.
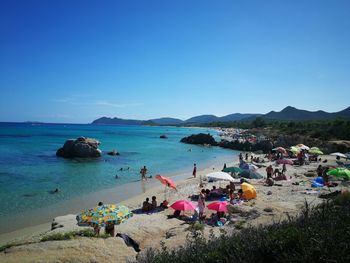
[0,123,237,231]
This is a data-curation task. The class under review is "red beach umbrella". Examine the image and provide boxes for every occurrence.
[155,175,177,190]
[170,200,197,211]
[207,201,228,212]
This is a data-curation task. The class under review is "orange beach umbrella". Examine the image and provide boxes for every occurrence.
[155,175,177,190]
[241,182,257,200]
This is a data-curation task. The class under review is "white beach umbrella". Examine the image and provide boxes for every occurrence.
[206,172,234,182]
[297,144,310,151]
[330,152,347,158]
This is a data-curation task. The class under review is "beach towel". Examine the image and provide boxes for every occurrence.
[116,233,141,252]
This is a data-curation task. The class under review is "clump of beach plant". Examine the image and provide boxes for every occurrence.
[41,229,110,242]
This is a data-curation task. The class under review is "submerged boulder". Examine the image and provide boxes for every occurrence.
[56,137,102,158]
[107,149,120,156]
[160,134,168,139]
[180,133,218,146]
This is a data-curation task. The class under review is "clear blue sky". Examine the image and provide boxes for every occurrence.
[1,0,349,123]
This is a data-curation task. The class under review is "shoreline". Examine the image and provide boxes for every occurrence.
[0,153,237,245]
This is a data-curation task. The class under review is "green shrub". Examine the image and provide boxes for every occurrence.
[136,199,350,263]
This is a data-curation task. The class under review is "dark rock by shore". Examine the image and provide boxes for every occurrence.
[56,137,102,158]
[180,133,218,146]
[160,135,168,139]
[218,139,273,153]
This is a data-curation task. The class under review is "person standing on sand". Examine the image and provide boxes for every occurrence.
[140,166,147,180]
[266,165,273,179]
[198,189,206,220]
[282,164,287,174]
[192,163,197,178]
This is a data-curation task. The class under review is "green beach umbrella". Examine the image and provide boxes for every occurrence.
[290,146,300,154]
[239,170,263,179]
[223,166,243,173]
[327,168,350,179]
[309,149,323,155]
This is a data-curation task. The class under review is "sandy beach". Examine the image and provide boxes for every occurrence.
[0,153,348,262]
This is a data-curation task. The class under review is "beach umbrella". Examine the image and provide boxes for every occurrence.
[241,182,257,200]
[206,171,234,182]
[272,147,288,155]
[330,152,347,159]
[77,204,133,226]
[289,146,300,154]
[327,168,350,179]
[207,201,228,212]
[155,175,177,200]
[239,170,263,179]
[222,166,243,174]
[309,148,323,155]
[240,162,258,171]
[276,159,294,165]
[170,200,197,211]
[155,175,177,190]
[297,144,310,150]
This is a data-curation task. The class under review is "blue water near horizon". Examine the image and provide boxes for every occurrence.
[0,123,237,222]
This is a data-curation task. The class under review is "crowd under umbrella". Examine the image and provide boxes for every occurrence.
[327,168,350,179]
[77,204,133,227]
[155,175,177,200]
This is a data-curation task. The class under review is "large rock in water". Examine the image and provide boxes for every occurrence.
[56,137,102,158]
[180,133,218,146]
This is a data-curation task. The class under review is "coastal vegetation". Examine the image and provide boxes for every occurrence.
[136,193,350,263]
[204,118,350,141]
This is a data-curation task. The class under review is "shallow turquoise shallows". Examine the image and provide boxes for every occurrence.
[0,123,237,222]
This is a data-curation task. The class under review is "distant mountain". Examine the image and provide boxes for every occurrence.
[184,115,219,124]
[91,106,350,125]
[263,106,350,120]
[219,113,262,122]
[149,117,184,125]
[92,117,145,125]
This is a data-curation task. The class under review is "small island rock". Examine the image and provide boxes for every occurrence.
[56,137,102,158]
[160,135,168,139]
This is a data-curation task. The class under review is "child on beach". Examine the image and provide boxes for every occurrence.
[192,163,197,178]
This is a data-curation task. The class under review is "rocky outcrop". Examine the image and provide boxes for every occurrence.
[219,139,273,153]
[180,133,218,146]
[56,137,102,158]
[160,135,168,139]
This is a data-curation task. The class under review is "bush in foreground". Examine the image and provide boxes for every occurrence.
[136,194,350,263]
